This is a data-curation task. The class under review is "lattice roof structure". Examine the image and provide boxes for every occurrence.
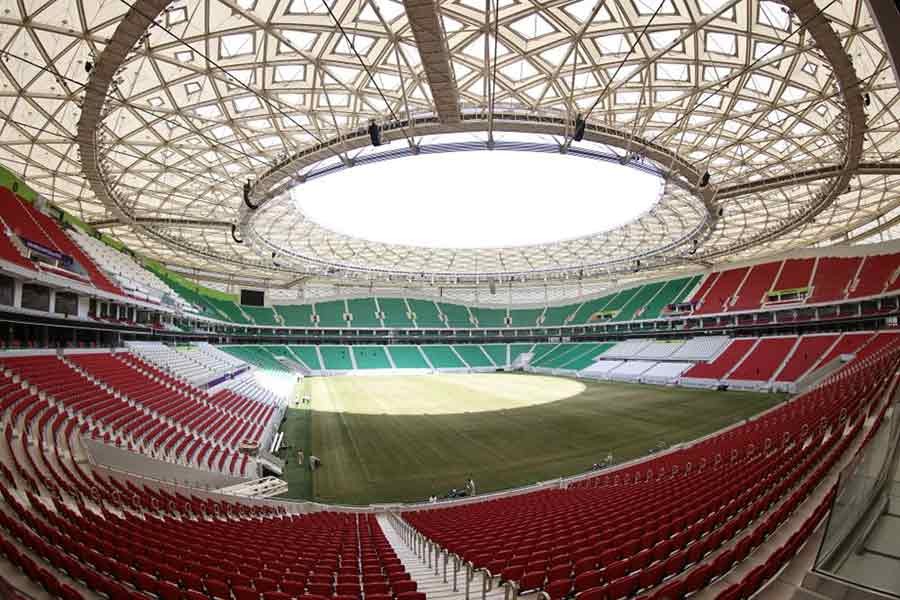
[1,0,898,285]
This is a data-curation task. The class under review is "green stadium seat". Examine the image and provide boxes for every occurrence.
[242,305,280,326]
[596,287,641,321]
[561,343,615,371]
[407,299,445,329]
[421,345,465,368]
[275,304,315,327]
[531,344,584,368]
[387,346,430,368]
[289,345,322,370]
[220,346,289,372]
[637,276,700,320]
[352,346,392,369]
[348,298,381,328]
[529,343,560,363]
[437,302,473,328]
[316,301,348,328]
[610,282,664,322]
[481,344,508,366]
[540,305,574,327]
[453,345,494,367]
[206,296,252,324]
[509,343,535,363]
[567,294,616,325]
[320,346,353,370]
[509,308,543,328]
[378,298,414,328]
[471,307,507,328]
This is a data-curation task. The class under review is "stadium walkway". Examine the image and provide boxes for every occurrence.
[378,513,511,600]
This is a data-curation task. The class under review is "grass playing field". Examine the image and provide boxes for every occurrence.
[276,373,783,505]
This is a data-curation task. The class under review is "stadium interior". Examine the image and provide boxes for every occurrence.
[2,0,900,600]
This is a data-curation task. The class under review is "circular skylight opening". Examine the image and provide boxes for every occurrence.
[291,150,663,249]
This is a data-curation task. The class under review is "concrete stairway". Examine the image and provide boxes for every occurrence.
[377,513,506,600]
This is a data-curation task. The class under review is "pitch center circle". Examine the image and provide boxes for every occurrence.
[306,373,588,415]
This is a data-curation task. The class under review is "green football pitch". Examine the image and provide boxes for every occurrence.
[276,373,783,505]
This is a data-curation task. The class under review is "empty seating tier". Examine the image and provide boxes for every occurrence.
[682,339,755,380]
[808,257,861,304]
[421,346,465,368]
[315,301,348,328]
[402,342,900,600]
[407,299,445,329]
[726,337,797,382]
[348,298,381,328]
[353,346,392,369]
[774,335,839,383]
[453,345,494,368]
[730,262,780,312]
[320,346,354,370]
[387,346,430,369]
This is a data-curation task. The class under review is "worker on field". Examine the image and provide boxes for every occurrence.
[466,477,476,496]
[309,455,321,470]
[297,449,304,465]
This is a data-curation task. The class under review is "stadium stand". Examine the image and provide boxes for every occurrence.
[274,304,315,327]
[771,258,815,293]
[730,262,780,312]
[387,346,431,369]
[568,294,615,325]
[668,337,731,362]
[320,346,354,370]
[530,343,561,364]
[221,346,290,373]
[407,299,445,329]
[353,346,392,369]
[579,360,625,378]
[206,297,252,325]
[773,334,840,385]
[471,307,507,328]
[242,305,280,327]
[288,345,322,370]
[379,298,415,328]
[126,342,248,386]
[509,343,535,364]
[807,257,861,304]
[533,343,597,369]
[603,339,653,360]
[725,337,798,387]
[640,362,694,384]
[848,253,900,299]
[809,332,873,371]
[562,343,616,371]
[608,360,657,382]
[681,339,756,382]
[69,229,184,306]
[482,344,509,367]
[438,302,473,328]
[348,298,382,328]
[695,267,749,314]
[422,345,466,368]
[541,305,574,327]
[315,301,348,328]
[633,340,685,360]
[637,276,699,320]
[401,341,900,600]
[509,308,543,328]
[0,465,418,600]
[453,345,494,368]
[611,281,664,322]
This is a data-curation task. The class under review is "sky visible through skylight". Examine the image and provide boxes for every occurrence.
[292,151,663,249]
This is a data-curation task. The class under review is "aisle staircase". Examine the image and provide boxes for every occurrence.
[377,513,509,600]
